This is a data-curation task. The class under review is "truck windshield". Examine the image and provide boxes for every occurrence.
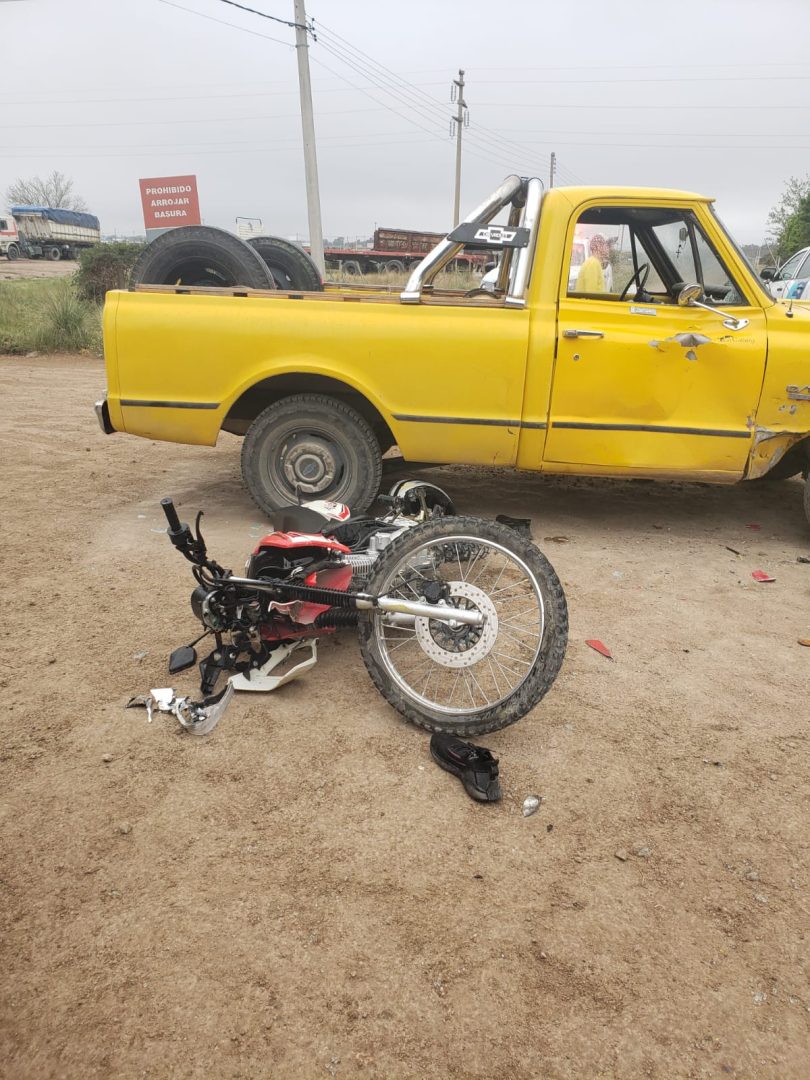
[709,206,773,304]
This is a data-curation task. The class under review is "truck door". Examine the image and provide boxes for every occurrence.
[544,202,767,477]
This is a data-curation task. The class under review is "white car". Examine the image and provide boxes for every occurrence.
[761,246,810,300]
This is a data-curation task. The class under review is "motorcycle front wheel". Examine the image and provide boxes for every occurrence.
[358,516,568,735]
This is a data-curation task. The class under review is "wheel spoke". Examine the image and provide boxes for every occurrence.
[371,530,546,717]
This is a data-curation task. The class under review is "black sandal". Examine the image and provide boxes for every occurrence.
[430,732,502,802]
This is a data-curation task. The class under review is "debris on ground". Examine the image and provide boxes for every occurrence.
[585,639,613,660]
[614,848,629,861]
[751,569,775,583]
[725,546,741,556]
[745,523,762,531]
[543,535,570,543]
[522,795,541,817]
[797,555,810,565]
[101,753,113,763]
[798,639,810,648]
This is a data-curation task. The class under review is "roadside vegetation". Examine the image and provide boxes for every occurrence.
[0,241,144,355]
[0,277,102,354]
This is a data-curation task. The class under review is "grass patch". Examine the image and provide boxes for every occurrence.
[0,277,102,354]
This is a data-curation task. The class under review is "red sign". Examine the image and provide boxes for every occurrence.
[139,175,200,229]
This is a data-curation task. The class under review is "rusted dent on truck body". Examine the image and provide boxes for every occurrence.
[746,427,808,479]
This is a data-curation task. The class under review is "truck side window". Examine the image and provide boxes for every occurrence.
[0,219,7,232]
[567,206,746,305]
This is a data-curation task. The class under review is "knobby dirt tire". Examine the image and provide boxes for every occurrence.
[804,472,810,529]
[241,393,382,516]
[129,226,275,289]
[358,516,568,736]
[247,236,323,291]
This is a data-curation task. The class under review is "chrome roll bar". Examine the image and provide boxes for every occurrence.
[505,177,543,309]
[400,174,526,304]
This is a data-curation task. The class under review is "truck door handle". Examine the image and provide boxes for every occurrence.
[563,329,605,339]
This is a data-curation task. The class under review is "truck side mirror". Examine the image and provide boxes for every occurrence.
[760,267,776,281]
[677,283,702,306]
[678,281,749,331]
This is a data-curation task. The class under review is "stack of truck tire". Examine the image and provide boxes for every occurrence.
[129,226,323,291]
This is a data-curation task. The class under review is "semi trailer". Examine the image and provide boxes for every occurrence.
[1,206,101,260]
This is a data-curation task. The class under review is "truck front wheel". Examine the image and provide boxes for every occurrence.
[6,243,19,261]
[241,394,382,515]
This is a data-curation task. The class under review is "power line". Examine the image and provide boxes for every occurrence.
[156,0,292,47]
[215,0,307,31]
[314,21,554,178]
[0,106,392,129]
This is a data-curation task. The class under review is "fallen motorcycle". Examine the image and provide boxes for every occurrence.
[154,482,568,735]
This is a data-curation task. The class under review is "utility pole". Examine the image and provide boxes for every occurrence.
[451,69,467,226]
[293,0,324,276]
[549,151,556,189]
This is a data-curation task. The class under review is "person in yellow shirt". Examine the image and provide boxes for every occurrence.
[575,233,609,293]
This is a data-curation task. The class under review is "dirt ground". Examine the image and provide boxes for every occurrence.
[1,354,808,1080]
[1,257,80,281]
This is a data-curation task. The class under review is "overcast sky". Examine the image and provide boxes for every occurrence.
[2,0,808,244]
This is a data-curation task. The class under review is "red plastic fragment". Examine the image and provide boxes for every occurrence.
[586,639,613,660]
[745,523,762,531]
[751,569,775,583]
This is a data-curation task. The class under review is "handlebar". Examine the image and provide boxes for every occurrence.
[160,496,226,578]
[161,496,182,534]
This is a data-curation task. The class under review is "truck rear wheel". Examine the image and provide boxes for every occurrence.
[247,236,323,291]
[47,246,61,261]
[129,225,274,289]
[241,394,382,515]
[341,260,363,276]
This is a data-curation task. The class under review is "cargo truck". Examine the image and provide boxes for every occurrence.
[323,226,487,276]
[2,206,101,260]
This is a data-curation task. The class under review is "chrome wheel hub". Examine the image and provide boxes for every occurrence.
[282,438,338,494]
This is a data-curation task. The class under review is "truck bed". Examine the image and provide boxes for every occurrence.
[130,281,507,308]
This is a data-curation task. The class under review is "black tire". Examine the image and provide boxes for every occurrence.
[6,243,19,261]
[750,456,802,482]
[341,260,363,276]
[241,394,382,515]
[247,236,323,291]
[47,246,61,261]
[358,517,568,736]
[384,259,406,274]
[129,225,274,289]
[804,472,810,528]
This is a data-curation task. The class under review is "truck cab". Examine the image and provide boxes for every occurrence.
[0,212,20,259]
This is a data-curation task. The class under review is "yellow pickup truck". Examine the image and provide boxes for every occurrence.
[96,176,810,523]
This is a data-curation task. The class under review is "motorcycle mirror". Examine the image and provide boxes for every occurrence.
[168,645,198,674]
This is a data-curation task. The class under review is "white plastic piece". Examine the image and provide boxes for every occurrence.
[231,639,319,692]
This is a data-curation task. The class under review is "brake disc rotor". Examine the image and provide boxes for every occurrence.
[414,580,499,669]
